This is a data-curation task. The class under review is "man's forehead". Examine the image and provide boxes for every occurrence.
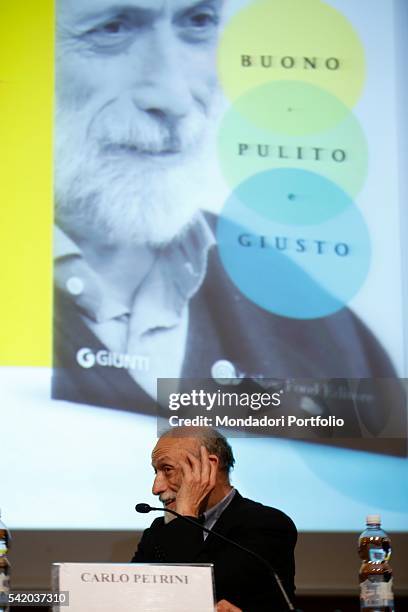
[60,0,222,22]
[152,436,199,461]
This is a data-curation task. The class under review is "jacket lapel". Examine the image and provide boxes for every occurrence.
[198,491,244,556]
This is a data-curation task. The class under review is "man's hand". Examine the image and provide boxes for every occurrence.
[216,599,243,612]
[175,445,217,516]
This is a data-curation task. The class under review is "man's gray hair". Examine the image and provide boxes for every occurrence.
[160,427,235,475]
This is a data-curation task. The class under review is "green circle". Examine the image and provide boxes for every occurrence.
[218,83,368,196]
[218,0,366,110]
[225,80,361,135]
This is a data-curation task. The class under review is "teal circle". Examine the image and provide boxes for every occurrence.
[218,87,368,198]
[217,171,371,319]
[234,167,354,226]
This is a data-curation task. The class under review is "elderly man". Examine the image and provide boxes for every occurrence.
[52,0,396,418]
[53,0,225,405]
[132,428,297,611]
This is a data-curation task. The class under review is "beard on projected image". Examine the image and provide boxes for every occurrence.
[55,96,221,247]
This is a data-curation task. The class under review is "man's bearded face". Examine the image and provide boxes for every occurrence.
[55,0,223,246]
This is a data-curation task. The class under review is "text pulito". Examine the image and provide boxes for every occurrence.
[238,144,347,163]
[76,347,149,371]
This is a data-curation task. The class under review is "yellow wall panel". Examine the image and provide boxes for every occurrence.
[0,1,54,365]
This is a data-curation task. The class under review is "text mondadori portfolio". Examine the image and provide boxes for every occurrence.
[168,415,345,428]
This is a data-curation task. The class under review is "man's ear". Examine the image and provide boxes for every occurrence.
[208,454,220,468]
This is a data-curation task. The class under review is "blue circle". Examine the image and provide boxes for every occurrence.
[217,171,371,319]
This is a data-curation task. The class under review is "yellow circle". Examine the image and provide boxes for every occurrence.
[218,0,365,110]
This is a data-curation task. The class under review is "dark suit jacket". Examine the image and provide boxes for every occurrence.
[131,491,297,612]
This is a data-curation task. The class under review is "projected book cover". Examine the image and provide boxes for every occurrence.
[52,0,405,443]
[1,0,407,531]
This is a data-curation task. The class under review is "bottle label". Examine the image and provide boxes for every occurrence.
[369,548,386,562]
[0,538,7,556]
[360,577,394,608]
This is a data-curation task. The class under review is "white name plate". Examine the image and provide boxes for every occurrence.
[52,562,215,612]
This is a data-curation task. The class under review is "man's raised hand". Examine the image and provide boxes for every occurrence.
[175,445,217,516]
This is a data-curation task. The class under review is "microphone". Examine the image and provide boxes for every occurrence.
[135,503,154,513]
[135,502,295,611]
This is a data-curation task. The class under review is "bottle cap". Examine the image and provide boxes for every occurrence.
[366,514,381,525]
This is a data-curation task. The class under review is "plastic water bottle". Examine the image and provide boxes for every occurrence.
[358,514,394,612]
[0,511,10,612]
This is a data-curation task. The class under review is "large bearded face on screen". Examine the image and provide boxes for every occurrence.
[55,0,223,247]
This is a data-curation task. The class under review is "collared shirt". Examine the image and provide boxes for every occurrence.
[202,487,236,540]
[54,215,215,398]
